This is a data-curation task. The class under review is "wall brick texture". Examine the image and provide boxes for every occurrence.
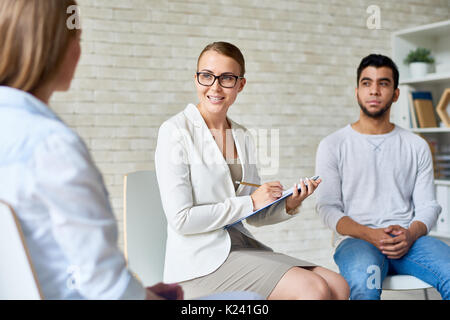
[52,0,450,270]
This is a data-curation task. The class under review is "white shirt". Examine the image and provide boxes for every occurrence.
[315,124,441,247]
[0,86,145,299]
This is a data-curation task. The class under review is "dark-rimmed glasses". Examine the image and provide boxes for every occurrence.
[196,72,244,88]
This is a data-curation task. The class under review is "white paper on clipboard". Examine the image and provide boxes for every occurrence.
[225,176,319,229]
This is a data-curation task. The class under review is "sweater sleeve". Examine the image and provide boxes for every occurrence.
[314,139,346,233]
[410,141,442,233]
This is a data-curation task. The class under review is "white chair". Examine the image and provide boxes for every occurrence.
[123,171,167,286]
[0,201,43,300]
[382,275,432,300]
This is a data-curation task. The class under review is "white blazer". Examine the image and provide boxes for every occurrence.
[155,104,294,283]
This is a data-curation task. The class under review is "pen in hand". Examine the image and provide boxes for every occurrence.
[235,181,261,188]
[236,176,319,192]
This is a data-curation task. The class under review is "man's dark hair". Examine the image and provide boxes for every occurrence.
[357,54,399,89]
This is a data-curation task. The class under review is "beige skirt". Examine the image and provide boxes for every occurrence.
[179,226,316,299]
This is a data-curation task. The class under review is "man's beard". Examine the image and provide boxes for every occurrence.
[357,93,395,119]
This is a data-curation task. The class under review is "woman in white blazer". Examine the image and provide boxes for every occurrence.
[155,42,349,300]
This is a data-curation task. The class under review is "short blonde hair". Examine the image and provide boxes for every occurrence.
[0,0,78,93]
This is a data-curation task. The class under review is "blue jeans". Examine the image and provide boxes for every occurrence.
[334,236,450,300]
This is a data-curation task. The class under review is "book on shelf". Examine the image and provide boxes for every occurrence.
[428,139,438,176]
[436,155,450,161]
[436,167,450,179]
[422,137,443,179]
[408,91,418,128]
[411,91,438,128]
[396,85,415,129]
[421,136,450,179]
[435,154,450,179]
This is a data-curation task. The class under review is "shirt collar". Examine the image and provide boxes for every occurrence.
[183,103,238,131]
[0,86,61,122]
[183,103,204,128]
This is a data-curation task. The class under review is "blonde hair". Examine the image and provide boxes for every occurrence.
[0,0,78,93]
[198,42,246,77]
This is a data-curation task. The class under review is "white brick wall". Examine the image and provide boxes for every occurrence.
[51,0,449,271]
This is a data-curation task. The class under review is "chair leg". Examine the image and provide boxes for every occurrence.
[423,288,429,300]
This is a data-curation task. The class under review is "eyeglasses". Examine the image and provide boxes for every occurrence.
[196,72,244,88]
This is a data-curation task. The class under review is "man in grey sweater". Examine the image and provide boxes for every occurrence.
[315,54,450,300]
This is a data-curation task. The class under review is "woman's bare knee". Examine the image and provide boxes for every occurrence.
[305,275,331,300]
[269,267,332,300]
[309,266,349,300]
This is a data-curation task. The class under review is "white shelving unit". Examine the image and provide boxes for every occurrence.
[411,128,450,133]
[401,72,450,85]
[392,20,450,241]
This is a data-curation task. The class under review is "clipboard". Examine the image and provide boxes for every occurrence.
[225,176,320,229]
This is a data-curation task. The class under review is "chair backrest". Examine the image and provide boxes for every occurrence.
[0,201,43,300]
[123,171,167,286]
[382,275,432,291]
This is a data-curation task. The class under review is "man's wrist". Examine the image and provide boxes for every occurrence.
[336,216,371,241]
[358,225,373,241]
[352,224,376,244]
[408,221,427,241]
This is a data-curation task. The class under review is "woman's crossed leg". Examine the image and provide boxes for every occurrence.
[268,266,349,300]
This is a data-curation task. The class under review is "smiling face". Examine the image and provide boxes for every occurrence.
[195,50,246,118]
[356,66,399,119]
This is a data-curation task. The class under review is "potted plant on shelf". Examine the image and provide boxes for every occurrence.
[404,47,435,79]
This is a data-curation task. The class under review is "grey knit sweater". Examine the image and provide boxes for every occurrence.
[315,124,441,246]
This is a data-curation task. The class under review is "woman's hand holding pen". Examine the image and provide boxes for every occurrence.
[285,177,322,214]
[250,181,284,211]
